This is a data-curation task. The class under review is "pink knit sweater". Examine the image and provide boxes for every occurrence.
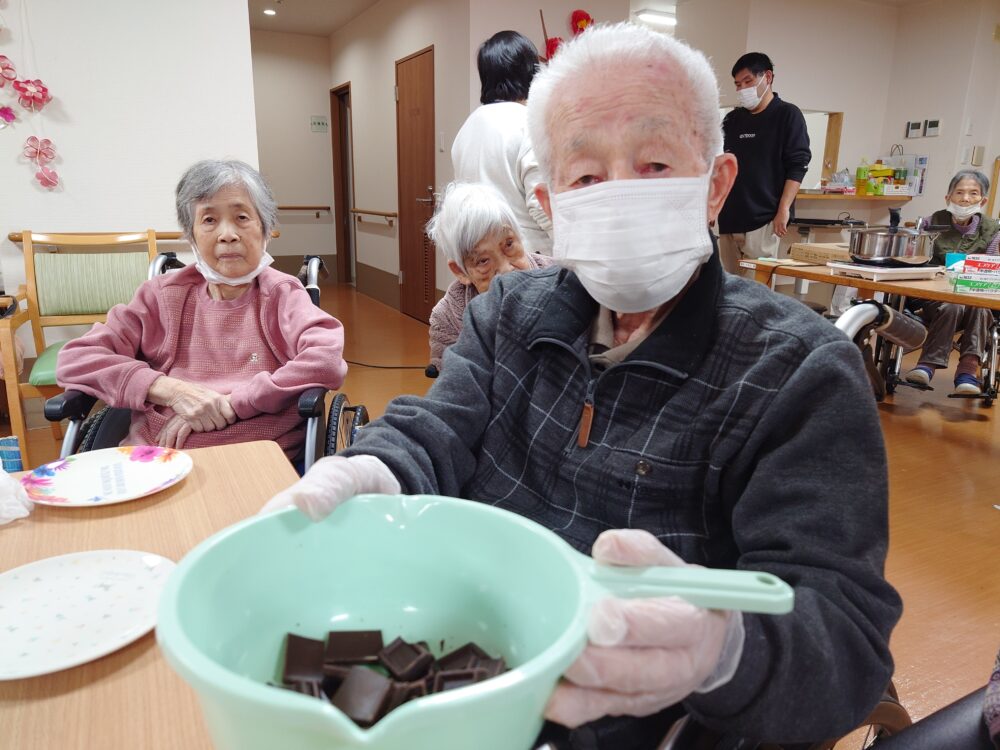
[428,253,555,370]
[56,266,347,458]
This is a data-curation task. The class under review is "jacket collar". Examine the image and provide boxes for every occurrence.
[526,240,722,378]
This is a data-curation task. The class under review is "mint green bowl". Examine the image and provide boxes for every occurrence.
[157,495,792,750]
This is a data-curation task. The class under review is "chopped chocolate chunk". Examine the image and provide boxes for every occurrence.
[477,657,508,678]
[321,665,351,699]
[383,679,428,715]
[324,630,384,666]
[436,642,490,672]
[283,634,326,682]
[331,666,393,727]
[431,667,488,693]
[379,637,434,681]
[289,679,325,699]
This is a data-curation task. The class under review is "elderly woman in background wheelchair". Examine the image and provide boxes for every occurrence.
[55,159,347,461]
[426,181,555,372]
[904,169,999,395]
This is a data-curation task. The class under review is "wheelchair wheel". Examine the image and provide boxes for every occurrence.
[79,407,112,452]
[325,394,351,456]
[794,693,911,750]
[347,404,369,447]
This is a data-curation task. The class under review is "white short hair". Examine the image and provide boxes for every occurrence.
[527,22,723,180]
[426,182,522,268]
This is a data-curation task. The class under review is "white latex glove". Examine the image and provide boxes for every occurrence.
[545,529,745,729]
[259,455,401,521]
[0,469,32,525]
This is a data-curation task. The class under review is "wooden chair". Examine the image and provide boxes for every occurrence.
[0,230,157,467]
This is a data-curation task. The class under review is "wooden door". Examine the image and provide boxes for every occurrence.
[331,84,354,284]
[395,47,435,322]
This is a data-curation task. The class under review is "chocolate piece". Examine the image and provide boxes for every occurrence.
[324,630,384,666]
[321,665,351,699]
[431,667,488,693]
[477,657,508,678]
[378,637,434,681]
[383,679,427,715]
[436,642,490,672]
[331,666,393,727]
[283,634,326,682]
[289,679,324,699]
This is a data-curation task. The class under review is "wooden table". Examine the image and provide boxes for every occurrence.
[739,258,1000,311]
[0,441,298,750]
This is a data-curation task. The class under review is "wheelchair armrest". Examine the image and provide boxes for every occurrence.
[298,387,328,419]
[45,390,98,423]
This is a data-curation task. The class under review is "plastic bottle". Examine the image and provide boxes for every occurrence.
[855,158,870,196]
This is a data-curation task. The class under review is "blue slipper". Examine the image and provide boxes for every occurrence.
[953,373,982,395]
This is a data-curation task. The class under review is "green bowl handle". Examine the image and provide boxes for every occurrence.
[579,554,794,615]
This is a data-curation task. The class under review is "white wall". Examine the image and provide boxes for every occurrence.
[877,0,1000,218]
[745,0,898,183]
[468,0,630,110]
[676,0,751,109]
[251,29,336,259]
[0,0,259,292]
[328,0,470,293]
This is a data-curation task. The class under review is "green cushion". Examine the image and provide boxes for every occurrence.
[28,340,70,387]
[34,251,148,316]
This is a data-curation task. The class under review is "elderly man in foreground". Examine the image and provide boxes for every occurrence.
[264,24,901,749]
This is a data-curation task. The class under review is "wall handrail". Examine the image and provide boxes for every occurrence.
[278,205,331,212]
[350,208,397,227]
[9,230,280,243]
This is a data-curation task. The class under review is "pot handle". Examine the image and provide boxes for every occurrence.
[888,208,901,232]
[578,554,793,615]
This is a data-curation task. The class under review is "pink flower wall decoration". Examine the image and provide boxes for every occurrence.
[0,56,15,87]
[13,78,52,111]
[0,107,14,125]
[35,166,58,189]
[24,136,55,164]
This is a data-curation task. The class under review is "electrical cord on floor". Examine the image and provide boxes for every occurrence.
[345,359,427,370]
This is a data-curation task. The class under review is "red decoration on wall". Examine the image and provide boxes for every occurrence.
[13,79,51,111]
[570,10,593,35]
[539,8,594,61]
[0,56,15,87]
[0,107,14,126]
[35,165,58,189]
[24,135,55,164]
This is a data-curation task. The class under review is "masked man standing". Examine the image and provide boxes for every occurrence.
[718,52,811,275]
[263,24,900,750]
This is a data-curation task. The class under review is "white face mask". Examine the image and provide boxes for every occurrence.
[947,202,980,220]
[736,75,769,110]
[190,242,274,286]
[550,174,713,314]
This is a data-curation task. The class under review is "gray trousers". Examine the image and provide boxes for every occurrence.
[914,300,992,369]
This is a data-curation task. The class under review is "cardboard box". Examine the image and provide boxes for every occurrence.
[953,275,1000,294]
[789,242,853,265]
[964,255,1000,274]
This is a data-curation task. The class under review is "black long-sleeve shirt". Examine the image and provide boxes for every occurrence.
[719,93,811,234]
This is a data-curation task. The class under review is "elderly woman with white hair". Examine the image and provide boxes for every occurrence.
[264,24,899,748]
[426,182,555,371]
[57,159,347,460]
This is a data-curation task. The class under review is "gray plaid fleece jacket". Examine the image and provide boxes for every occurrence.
[343,252,902,744]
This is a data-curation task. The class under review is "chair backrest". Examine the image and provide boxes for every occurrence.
[20,230,158,355]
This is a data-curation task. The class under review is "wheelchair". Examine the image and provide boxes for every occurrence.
[43,253,368,470]
[868,297,1000,407]
[660,681,912,749]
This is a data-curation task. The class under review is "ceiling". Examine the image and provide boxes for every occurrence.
[247,0,381,37]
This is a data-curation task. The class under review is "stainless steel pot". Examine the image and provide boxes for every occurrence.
[847,208,939,266]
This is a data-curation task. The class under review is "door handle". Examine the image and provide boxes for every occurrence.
[415,197,434,204]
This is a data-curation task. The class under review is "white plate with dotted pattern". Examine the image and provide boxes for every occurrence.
[0,549,175,680]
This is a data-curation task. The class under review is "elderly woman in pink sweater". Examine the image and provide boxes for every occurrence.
[56,159,347,459]
[426,182,554,371]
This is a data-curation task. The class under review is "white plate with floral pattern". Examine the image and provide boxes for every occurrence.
[20,446,193,507]
[0,549,175,680]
